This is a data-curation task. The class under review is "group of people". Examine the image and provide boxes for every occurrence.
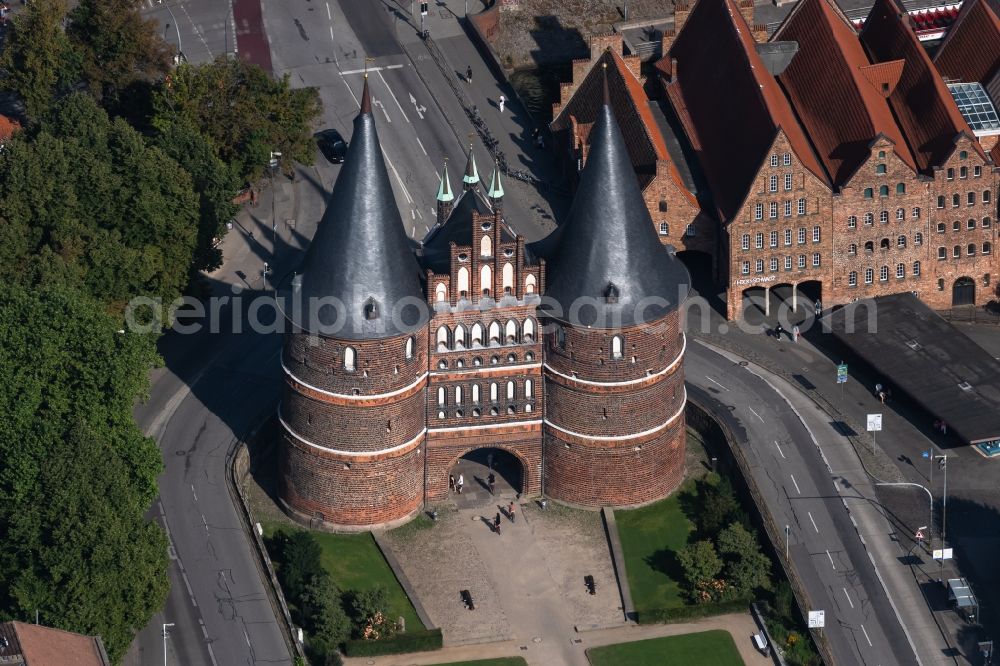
[449,473,465,494]
[493,502,516,535]
[449,468,516,535]
[773,323,801,342]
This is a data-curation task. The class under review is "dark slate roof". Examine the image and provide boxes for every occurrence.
[291,79,426,339]
[538,100,689,328]
[421,188,507,273]
[829,293,1000,445]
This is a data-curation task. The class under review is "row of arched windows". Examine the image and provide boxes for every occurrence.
[863,183,906,198]
[936,218,992,232]
[435,318,536,351]
[936,191,991,208]
[938,243,992,259]
[434,269,537,301]
[436,379,535,406]
[848,263,921,286]
[436,351,536,370]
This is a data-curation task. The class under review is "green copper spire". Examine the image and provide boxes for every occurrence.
[487,160,504,200]
[436,160,454,202]
[462,144,480,187]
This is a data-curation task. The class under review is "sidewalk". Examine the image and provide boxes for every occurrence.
[691,310,974,664]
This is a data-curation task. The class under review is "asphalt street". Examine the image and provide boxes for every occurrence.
[687,342,914,666]
[141,0,237,64]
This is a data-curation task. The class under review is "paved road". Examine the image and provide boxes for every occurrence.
[141,0,237,65]
[686,341,914,666]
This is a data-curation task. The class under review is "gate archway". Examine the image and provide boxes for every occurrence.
[447,447,526,506]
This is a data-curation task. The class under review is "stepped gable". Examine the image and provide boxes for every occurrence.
[661,0,828,221]
[859,0,985,170]
[541,82,688,329]
[421,187,516,273]
[292,77,426,338]
[933,0,1000,86]
[773,0,916,185]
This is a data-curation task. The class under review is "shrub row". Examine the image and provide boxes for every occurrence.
[636,598,750,625]
[343,628,443,657]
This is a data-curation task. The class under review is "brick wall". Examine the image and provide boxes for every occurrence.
[542,415,685,506]
[280,432,424,527]
[643,161,715,257]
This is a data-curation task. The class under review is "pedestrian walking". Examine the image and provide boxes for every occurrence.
[792,325,800,342]
[814,300,822,317]
[879,389,886,404]
[466,65,473,84]
[941,420,948,435]
[457,473,464,494]
[449,474,456,493]
[508,501,516,523]
[498,95,506,113]
[775,323,784,341]
[488,472,496,495]
[875,382,883,398]
[494,512,502,535]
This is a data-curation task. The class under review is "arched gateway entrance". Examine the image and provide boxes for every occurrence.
[448,448,525,506]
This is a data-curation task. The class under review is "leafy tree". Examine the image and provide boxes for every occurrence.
[0,93,199,308]
[677,540,722,592]
[0,0,81,121]
[0,284,168,663]
[278,531,325,603]
[698,475,744,536]
[348,586,394,640]
[153,57,321,179]
[717,522,772,599]
[67,0,172,104]
[300,573,350,658]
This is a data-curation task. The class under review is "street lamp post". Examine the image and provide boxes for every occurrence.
[939,455,948,544]
[784,524,790,559]
[876,481,933,550]
[160,2,183,61]
[162,623,175,666]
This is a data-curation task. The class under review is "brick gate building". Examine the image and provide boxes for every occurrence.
[278,76,689,530]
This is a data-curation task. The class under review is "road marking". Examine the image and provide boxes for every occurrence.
[340,64,404,74]
[326,1,331,20]
[790,474,801,494]
[181,569,197,607]
[415,208,423,219]
[381,149,414,204]
[775,440,786,458]
[330,25,335,41]
[861,624,873,647]
[843,587,855,609]
[377,70,410,122]
[372,98,391,123]
[408,92,427,119]
[808,511,819,533]
[415,136,428,156]
[748,406,764,422]
[410,209,415,219]
[244,628,252,648]
[190,483,198,502]
[827,549,835,569]
[706,375,730,391]
[201,513,209,535]
[206,643,219,666]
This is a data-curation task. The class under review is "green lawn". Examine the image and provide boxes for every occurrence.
[431,657,528,666]
[615,488,694,613]
[263,523,426,632]
[587,630,745,666]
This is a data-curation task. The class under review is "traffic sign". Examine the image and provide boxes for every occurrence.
[933,548,954,560]
[420,1,428,14]
[916,529,925,541]
[836,363,848,384]
[808,610,825,628]
[866,414,882,432]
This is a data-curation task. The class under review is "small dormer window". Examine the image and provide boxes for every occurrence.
[604,282,619,304]
[364,298,379,320]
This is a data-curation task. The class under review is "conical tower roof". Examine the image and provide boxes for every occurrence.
[487,161,504,200]
[540,87,688,329]
[462,145,480,186]
[292,77,426,339]
[437,160,454,202]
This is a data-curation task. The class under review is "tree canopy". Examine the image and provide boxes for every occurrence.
[0,284,168,663]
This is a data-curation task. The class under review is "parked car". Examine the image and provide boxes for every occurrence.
[315,129,347,164]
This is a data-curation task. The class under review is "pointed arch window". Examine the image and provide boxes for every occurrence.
[525,379,534,399]
[506,381,515,400]
[525,274,536,294]
[611,335,624,360]
[344,347,356,372]
[502,262,514,294]
[437,387,446,406]
[436,325,449,351]
[490,382,498,403]
[471,323,484,347]
[405,336,414,359]
[454,324,467,349]
[472,384,481,404]
[488,321,501,345]
[481,235,492,257]
[505,319,518,343]
[435,283,447,302]
[457,267,470,297]
[480,264,492,297]
[523,317,536,342]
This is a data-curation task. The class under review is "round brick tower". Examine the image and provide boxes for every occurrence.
[279,78,429,529]
[540,70,689,508]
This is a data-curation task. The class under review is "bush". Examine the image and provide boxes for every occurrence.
[342,628,443,657]
[636,598,750,624]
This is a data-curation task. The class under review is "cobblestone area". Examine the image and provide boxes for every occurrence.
[382,508,513,645]
[491,0,674,68]
[519,502,624,628]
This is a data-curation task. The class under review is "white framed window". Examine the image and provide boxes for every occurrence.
[984,242,991,255]
[797,254,806,268]
[490,382,498,402]
[755,259,764,273]
[437,387,446,406]
[974,166,982,177]
[913,261,920,276]
[769,202,778,219]
[954,245,961,258]
[798,198,806,215]
[915,232,923,246]
[472,384,481,404]
[770,231,778,247]
[812,253,820,267]
[865,268,874,284]
[755,232,764,249]
[741,261,750,275]
[969,243,977,256]
[769,175,778,192]
[344,347,356,372]
[784,200,792,217]
[455,385,464,403]
[798,228,806,244]
[784,173,793,191]
[770,154,779,167]
[812,226,820,243]
[741,234,750,251]
[754,202,763,220]
[864,213,873,225]
[611,335,624,360]
[685,224,696,237]
[896,208,904,220]
[984,190,992,204]
[848,271,857,286]
[784,256,792,270]
[912,207,920,218]
[896,263,905,278]
[880,210,889,223]
[405,336,415,359]
[770,257,778,271]
[938,246,946,260]
[784,229,792,246]
[525,379,533,399]
[880,265,889,281]
[848,243,857,255]
[847,215,856,229]
[659,222,669,235]
[783,153,791,166]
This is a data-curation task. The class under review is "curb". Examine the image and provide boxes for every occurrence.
[371,530,438,632]
[600,507,636,623]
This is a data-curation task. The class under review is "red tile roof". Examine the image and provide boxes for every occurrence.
[0,114,20,143]
[5,622,109,666]
[859,0,984,171]
[551,48,696,203]
[773,0,917,185]
[934,0,1000,85]
[661,0,827,221]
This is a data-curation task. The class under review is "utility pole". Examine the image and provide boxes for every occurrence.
[162,623,175,666]
[785,524,790,559]
[939,455,949,543]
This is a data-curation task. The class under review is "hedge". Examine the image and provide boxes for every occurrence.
[343,628,443,657]
[636,598,750,624]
